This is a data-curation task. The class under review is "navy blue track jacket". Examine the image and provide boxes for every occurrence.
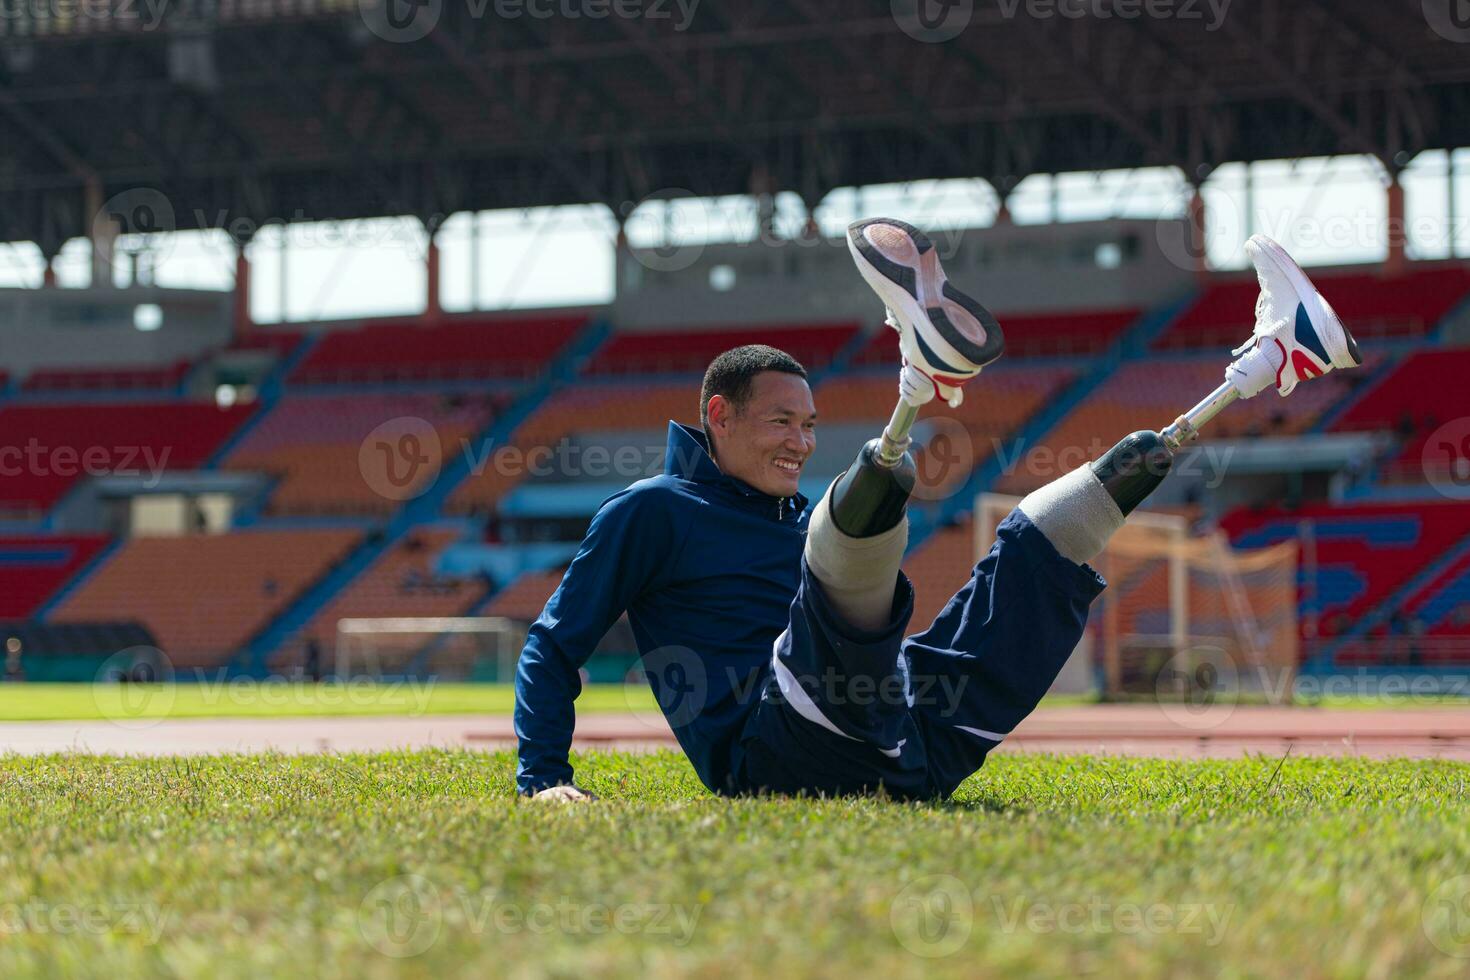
[514,422,809,794]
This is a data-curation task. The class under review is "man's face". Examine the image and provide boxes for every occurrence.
[707,371,817,498]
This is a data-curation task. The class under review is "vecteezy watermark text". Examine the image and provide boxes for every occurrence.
[358,874,702,958]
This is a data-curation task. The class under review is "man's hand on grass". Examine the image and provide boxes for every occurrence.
[531,784,598,803]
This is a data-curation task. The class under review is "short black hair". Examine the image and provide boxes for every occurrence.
[700,345,808,448]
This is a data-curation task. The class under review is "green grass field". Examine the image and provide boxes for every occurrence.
[1,750,1468,978]
[3,682,1461,723]
[0,682,653,721]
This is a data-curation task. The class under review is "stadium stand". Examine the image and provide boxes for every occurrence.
[816,363,1077,494]
[995,353,1384,495]
[222,391,502,515]
[293,528,488,648]
[582,323,857,376]
[22,360,192,393]
[228,330,305,357]
[1403,547,1470,637]
[0,535,110,618]
[0,401,257,515]
[50,528,361,667]
[447,382,692,514]
[1221,501,1470,645]
[483,568,566,622]
[850,309,1140,364]
[1152,265,1470,350]
[1326,347,1470,484]
[289,314,586,383]
[901,518,976,631]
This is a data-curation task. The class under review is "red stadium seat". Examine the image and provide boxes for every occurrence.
[583,323,857,375]
[1154,265,1470,350]
[290,314,586,383]
[0,401,257,515]
[0,535,109,618]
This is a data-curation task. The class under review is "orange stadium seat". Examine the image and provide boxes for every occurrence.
[850,309,1140,365]
[224,391,501,515]
[995,353,1384,495]
[50,529,360,668]
[292,528,488,648]
[484,568,567,622]
[448,382,693,514]
[901,519,977,632]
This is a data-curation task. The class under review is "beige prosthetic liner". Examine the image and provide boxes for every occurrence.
[1017,464,1126,566]
[804,485,909,634]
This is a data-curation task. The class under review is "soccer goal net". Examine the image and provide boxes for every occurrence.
[334,617,527,681]
[976,494,1299,702]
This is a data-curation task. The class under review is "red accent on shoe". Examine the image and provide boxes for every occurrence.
[1292,350,1324,383]
[1272,338,1288,391]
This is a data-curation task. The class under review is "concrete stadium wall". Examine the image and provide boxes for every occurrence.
[613,218,1196,330]
[0,286,232,376]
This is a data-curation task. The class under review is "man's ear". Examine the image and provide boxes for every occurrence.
[706,394,731,438]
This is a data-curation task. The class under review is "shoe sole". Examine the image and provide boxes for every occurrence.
[847,218,1005,374]
[1249,235,1363,370]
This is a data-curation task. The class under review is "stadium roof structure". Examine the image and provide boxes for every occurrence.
[1,0,1468,251]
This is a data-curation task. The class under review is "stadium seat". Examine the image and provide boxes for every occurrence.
[22,360,192,393]
[447,382,693,514]
[484,568,566,622]
[49,528,361,668]
[291,528,488,650]
[0,535,110,618]
[901,519,977,632]
[223,391,502,515]
[0,401,257,515]
[1153,265,1470,350]
[583,323,857,376]
[816,363,1077,493]
[995,353,1384,496]
[849,309,1140,364]
[1327,347,1470,484]
[1220,500,1470,652]
[290,314,586,383]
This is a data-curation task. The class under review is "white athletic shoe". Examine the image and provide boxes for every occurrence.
[847,218,1005,408]
[1224,235,1363,399]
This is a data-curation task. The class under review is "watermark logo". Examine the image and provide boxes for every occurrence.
[92,187,177,269]
[0,898,174,944]
[909,418,976,502]
[1423,418,1470,501]
[891,0,974,43]
[1424,0,1470,43]
[93,646,176,730]
[358,0,443,42]
[1423,875,1470,958]
[625,645,709,731]
[1153,646,1240,731]
[359,874,443,958]
[890,874,974,957]
[621,188,711,273]
[360,416,443,502]
[357,875,701,956]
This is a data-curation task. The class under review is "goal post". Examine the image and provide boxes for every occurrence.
[976,493,1299,702]
[334,617,527,681]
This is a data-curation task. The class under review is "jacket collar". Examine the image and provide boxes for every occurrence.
[664,422,809,517]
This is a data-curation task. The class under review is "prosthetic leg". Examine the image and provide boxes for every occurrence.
[1090,381,1240,516]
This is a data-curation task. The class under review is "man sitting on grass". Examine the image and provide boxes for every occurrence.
[516,220,1362,801]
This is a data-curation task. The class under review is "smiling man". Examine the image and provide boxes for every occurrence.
[515,220,1362,802]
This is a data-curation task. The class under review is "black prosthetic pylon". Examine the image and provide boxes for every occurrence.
[829,439,916,538]
[1090,430,1174,517]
